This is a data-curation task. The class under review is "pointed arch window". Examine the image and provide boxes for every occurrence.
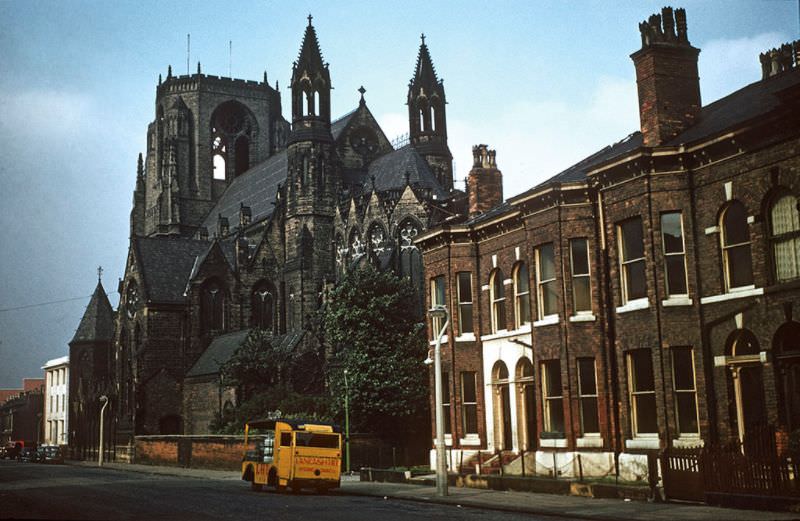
[770,193,800,283]
[398,220,423,309]
[251,281,275,332]
[210,101,254,181]
[513,262,531,328]
[490,269,506,333]
[721,201,753,290]
[200,279,226,333]
[367,223,388,260]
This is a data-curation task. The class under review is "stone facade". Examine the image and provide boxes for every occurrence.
[416,8,800,480]
[100,18,464,444]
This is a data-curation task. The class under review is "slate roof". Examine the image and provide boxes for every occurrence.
[186,329,305,378]
[134,236,209,303]
[367,145,447,198]
[200,152,287,232]
[70,282,115,344]
[667,67,800,145]
[331,109,357,140]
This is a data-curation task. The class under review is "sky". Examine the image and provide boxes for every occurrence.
[0,0,797,388]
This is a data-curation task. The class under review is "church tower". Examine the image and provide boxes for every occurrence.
[284,16,339,330]
[408,35,453,191]
[140,63,285,238]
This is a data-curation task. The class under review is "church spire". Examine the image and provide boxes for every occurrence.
[411,33,439,92]
[407,34,453,191]
[290,15,332,129]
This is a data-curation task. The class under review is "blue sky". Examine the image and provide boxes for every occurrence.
[0,0,797,388]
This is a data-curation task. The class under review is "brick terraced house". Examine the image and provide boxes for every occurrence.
[416,8,800,480]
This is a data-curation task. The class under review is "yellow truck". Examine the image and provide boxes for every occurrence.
[241,418,342,493]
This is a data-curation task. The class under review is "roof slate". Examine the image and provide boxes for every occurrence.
[70,282,115,344]
[201,152,288,232]
[667,67,800,145]
[367,145,447,197]
[186,329,305,378]
[135,236,210,303]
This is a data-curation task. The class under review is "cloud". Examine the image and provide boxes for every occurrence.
[699,32,787,103]
[0,89,92,138]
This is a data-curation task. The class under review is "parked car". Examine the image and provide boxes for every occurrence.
[40,446,64,464]
[17,447,37,462]
[0,446,6,459]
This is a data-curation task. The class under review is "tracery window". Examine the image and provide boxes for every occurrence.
[367,223,388,259]
[770,193,800,282]
[200,279,225,333]
[210,101,253,180]
[398,219,424,310]
[349,230,365,262]
[251,281,275,332]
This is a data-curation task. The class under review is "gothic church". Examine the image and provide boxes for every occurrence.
[68,18,469,452]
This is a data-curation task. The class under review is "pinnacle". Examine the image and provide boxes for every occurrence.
[412,35,439,88]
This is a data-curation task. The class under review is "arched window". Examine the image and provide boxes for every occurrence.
[770,193,800,282]
[212,136,227,180]
[251,281,275,332]
[349,229,365,263]
[490,269,506,333]
[513,262,531,329]
[430,105,436,132]
[721,201,753,290]
[398,219,423,285]
[210,101,255,181]
[200,279,225,333]
[419,108,425,132]
[367,222,388,264]
[491,361,512,450]
[726,328,760,357]
[334,233,346,277]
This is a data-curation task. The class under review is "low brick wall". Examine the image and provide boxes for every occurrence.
[134,435,256,471]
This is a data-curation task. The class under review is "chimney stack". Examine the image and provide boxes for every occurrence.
[467,145,503,217]
[631,7,701,146]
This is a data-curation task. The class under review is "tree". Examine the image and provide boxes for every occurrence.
[212,329,330,433]
[322,265,429,442]
[220,329,292,402]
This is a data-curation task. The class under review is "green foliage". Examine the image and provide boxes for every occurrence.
[322,264,429,442]
[210,387,332,434]
[212,328,330,433]
[220,329,296,401]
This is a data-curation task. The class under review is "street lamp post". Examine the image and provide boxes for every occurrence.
[428,305,450,497]
[98,395,108,467]
[343,369,351,474]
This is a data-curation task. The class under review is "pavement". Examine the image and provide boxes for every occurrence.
[67,461,800,521]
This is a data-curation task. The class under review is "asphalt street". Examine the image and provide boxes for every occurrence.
[0,460,571,521]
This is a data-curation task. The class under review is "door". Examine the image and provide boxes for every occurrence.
[733,365,767,448]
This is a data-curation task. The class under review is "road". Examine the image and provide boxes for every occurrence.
[0,460,568,520]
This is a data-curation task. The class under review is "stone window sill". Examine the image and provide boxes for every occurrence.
[700,286,763,305]
[539,438,568,448]
[625,437,660,450]
[576,436,603,448]
[460,435,481,446]
[455,333,476,342]
[569,314,596,323]
[616,298,649,314]
[672,437,703,448]
[662,296,692,307]
[533,315,559,327]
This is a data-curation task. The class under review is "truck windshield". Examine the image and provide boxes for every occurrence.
[294,432,339,448]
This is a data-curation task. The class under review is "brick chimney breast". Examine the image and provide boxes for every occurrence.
[631,7,701,147]
[467,144,503,216]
